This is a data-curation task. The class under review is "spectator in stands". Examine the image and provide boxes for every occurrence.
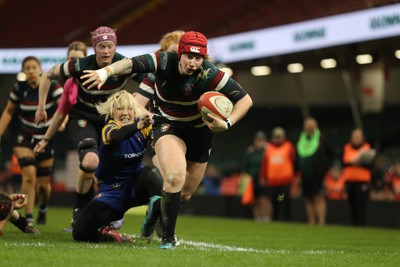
[198,164,222,195]
[81,31,253,249]
[341,128,375,226]
[0,56,62,227]
[296,117,335,225]
[369,153,387,200]
[34,27,144,228]
[4,154,22,192]
[243,131,270,222]
[324,163,346,200]
[0,193,40,235]
[260,127,295,221]
[385,161,400,201]
[72,90,163,242]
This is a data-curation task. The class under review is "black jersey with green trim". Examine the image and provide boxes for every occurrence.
[60,52,141,120]
[131,51,248,127]
[95,119,152,182]
[9,80,62,138]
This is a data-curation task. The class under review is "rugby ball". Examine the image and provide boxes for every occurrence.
[198,91,233,121]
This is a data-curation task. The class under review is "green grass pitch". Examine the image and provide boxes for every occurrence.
[0,207,399,267]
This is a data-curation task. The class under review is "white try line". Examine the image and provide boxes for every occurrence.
[1,239,345,255]
[178,239,345,255]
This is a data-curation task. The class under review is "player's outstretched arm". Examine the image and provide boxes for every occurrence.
[81,58,133,90]
[35,64,62,124]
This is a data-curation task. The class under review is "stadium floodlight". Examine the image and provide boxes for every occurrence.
[356,54,373,64]
[395,50,400,59]
[251,66,271,76]
[287,63,304,73]
[320,58,337,69]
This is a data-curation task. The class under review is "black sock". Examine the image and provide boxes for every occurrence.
[11,214,28,232]
[75,186,94,209]
[160,190,181,240]
[85,185,95,204]
[75,192,86,209]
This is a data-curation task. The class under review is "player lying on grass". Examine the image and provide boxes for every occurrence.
[0,193,40,235]
[72,90,163,242]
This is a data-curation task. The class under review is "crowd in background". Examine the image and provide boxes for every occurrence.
[196,119,400,227]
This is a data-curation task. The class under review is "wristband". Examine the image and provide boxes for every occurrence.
[42,138,51,143]
[96,66,114,83]
[104,66,114,77]
[225,118,232,129]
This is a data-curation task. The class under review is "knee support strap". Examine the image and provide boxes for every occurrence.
[36,166,53,177]
[79,163,96,174]
[77,138,98,162]
[18,157,36,168]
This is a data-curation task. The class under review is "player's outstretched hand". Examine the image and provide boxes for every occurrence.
[81,70,106,90]
[137,114,151,130]
[9,194,28,209]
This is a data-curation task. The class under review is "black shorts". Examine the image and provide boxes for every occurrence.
[67,115,104,150]
[13,130,54,161]
[301,175,325,197]
[152,116,214,163]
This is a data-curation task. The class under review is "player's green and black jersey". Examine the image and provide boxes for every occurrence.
[138,73,156,113]
[130,51,248,127]
[60,53,141,122]
[95,119,152,182]
[9,80,62,138]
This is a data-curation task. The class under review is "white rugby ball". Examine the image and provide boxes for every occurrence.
[198,91,233,121]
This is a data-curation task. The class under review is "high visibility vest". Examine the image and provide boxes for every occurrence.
[342,143,371,183]
[260,141,294,186]
[325,172,346,200]
[392,177,400,202]
[9,154,22,175]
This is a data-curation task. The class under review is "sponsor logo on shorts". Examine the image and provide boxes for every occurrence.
[161,123,170,132]
[113,183,122,190]
[78,119,87,128]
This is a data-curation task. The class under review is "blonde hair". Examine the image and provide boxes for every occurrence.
[159,30,185,52]
[67,41,87,57]
[96,90,141,121]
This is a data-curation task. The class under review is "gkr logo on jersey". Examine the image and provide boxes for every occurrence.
[184,84,193,96]
[161,123,170,132]
[190,46,201,53]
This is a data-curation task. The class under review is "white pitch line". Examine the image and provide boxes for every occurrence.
[2,239,345,255]
[178,239,344,255]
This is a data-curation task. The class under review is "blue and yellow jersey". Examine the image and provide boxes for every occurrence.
[95,119,152,183]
